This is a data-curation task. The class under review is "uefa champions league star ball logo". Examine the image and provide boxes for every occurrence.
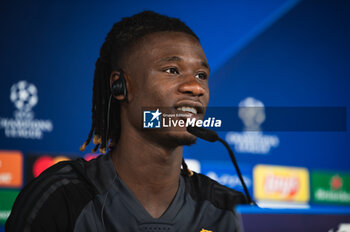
[10,80,38,112]
[225,97,279,154]
[238,97,265,132]
[0,80,53,139]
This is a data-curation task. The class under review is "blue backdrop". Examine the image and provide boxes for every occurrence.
[0,0,349,215]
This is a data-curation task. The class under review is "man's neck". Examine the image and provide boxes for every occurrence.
[111,128,183,218]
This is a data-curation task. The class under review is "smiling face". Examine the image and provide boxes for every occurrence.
[116,31,210,147]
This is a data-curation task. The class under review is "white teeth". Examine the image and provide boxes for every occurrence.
[176,106,197,115]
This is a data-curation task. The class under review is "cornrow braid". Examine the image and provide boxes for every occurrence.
[80,10,199,154]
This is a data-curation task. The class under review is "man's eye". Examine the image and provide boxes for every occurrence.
[195,72,208,80]
[164,67,179,74]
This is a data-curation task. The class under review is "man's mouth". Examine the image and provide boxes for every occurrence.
[174,100,204,116]
[176,106,197,115]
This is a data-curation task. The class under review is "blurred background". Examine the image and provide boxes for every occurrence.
[1,0,349,230]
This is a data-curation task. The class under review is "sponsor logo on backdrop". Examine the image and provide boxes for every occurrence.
[254,165,309,202]
[200,162,253,193]
[312,171,350,205]
[32,155,71,178]
[143,108,222,129]
[25,153,101,183]
[329,223,350,232]
[0,151,23,188]
[25,154,77,183]
[206,171,252,190]
[225,97,279,154]
[0,190,20,225]
[0,80,53,139]
[84,153,101,161]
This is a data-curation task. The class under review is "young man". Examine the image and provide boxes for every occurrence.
[6,11,247,231]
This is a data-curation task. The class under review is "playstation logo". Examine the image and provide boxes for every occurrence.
[143,109,162,128]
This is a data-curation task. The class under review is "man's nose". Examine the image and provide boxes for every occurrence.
[178,76,206,97]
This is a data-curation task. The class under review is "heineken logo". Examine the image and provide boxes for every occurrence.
[330,175,342,190]
[312,171,350,205]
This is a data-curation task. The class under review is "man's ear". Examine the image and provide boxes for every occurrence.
[110,70,128,101]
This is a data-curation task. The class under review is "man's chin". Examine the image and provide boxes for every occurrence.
[159,130,197,147]
[174,133,197,146]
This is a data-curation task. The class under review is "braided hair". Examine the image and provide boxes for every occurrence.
[80,11,199,157]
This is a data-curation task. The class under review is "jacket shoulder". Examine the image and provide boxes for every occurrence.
[183,170,248,210]
[6,158,97,232]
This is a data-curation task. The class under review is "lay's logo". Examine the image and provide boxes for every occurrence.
[254,165,309,203]
[264,175,299,197]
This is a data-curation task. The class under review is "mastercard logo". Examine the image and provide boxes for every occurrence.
[84,153,101,161]
[32,156,71,178]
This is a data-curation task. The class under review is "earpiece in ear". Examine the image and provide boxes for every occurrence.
[111,70,127,101]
